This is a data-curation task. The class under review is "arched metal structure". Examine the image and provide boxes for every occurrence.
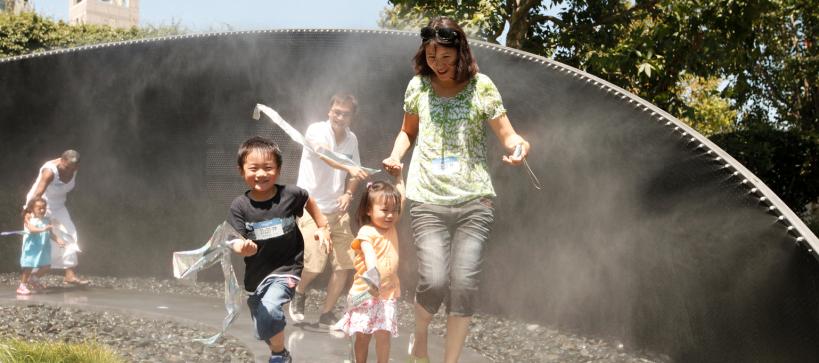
[0,30,817,361]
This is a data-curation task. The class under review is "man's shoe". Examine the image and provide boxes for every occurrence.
[318,311,339,327]
[268,348,292,363]
[289,291,305,322]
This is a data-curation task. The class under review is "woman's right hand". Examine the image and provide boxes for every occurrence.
[382,157,402,173]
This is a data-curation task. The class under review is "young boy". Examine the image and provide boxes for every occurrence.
[228,136,331,363]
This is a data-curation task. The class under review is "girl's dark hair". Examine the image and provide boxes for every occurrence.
[355,181,402,228]
[237,136,282,168]
[412,16,478,82]
[23,197,46,218]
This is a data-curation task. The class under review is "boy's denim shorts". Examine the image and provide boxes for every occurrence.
[246,275,297,342]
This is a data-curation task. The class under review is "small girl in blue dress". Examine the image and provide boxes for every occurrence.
[18,197,64,295]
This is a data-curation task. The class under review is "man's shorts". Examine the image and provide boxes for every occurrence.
[300,210,356,273]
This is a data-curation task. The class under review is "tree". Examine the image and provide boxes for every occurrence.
[380,0,745,133]
[380,0,817,213]
[725,0,817,137]
[711,127,819,214]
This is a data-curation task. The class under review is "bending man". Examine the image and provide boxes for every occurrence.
[25,150,89,286]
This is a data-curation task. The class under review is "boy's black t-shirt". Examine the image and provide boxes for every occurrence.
[228,184,309,292]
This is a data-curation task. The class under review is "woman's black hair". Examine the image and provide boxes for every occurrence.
[412,16,479,82]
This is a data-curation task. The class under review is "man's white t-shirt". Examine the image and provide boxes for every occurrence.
[297,120,360,214]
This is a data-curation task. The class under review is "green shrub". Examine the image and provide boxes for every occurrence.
[0,11,182,58]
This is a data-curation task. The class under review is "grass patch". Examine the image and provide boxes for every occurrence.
[0,338,124,363]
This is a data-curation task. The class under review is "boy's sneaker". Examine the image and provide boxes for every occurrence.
[268,348,291,363]
[16,284,31,296]
[289,291,305,322]
[318,311,339,327]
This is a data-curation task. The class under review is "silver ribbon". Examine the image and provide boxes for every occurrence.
[252,103,380,175]
[172,221,243,345]
[0,230,25,236]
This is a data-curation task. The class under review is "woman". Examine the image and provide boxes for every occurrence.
[382,17,530,363]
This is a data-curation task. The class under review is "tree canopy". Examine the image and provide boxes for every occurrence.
[0,11,180,58]
[381,0,818,220]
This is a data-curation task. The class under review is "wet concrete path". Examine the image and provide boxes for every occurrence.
[0,286,490,362]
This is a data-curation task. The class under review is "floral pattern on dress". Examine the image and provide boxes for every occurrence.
[332,297,399,337]
[403,73,506,205]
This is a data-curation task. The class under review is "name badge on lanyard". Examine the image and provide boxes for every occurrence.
[430,156,460,176]
[248,218,285,240]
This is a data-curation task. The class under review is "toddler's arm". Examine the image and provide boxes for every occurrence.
[23,213,50,233]
[359,240,381,294]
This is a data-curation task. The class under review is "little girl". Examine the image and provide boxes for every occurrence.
[334,167,404,363]
[18,197,64,295]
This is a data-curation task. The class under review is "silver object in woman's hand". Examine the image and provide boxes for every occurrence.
[511,143,543,190]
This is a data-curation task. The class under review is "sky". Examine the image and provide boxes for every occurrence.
[35,0,391,31]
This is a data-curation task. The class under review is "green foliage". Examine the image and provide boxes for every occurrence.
[381,0,818,209]
[0,338,124,363]
[808,216,819,236]
[0,11,182,58]
[675,74,738,136]
[711,127,819,213]
[379,1,508,40]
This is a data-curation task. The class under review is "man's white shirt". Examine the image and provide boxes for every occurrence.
[296,120,360,214]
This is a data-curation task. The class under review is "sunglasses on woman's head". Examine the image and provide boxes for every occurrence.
[420,26,457,45]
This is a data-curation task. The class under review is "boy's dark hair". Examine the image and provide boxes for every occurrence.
[412,16,478,82]
[355,181,402,228]
[329,93,358,114]
[237,136,282,168]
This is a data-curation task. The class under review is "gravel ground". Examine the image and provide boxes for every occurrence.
[1,273,667,362]
[0,304,253,363]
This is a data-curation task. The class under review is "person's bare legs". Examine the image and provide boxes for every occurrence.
[354,332,371,363]
[410,302,433,359]
[321,269,351,314]
[373,330,391,363]
[20,268,32,284]
[33,266,49,278]
[268,331,286,354]
[444,315,471,363]
[295,270,320,294]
